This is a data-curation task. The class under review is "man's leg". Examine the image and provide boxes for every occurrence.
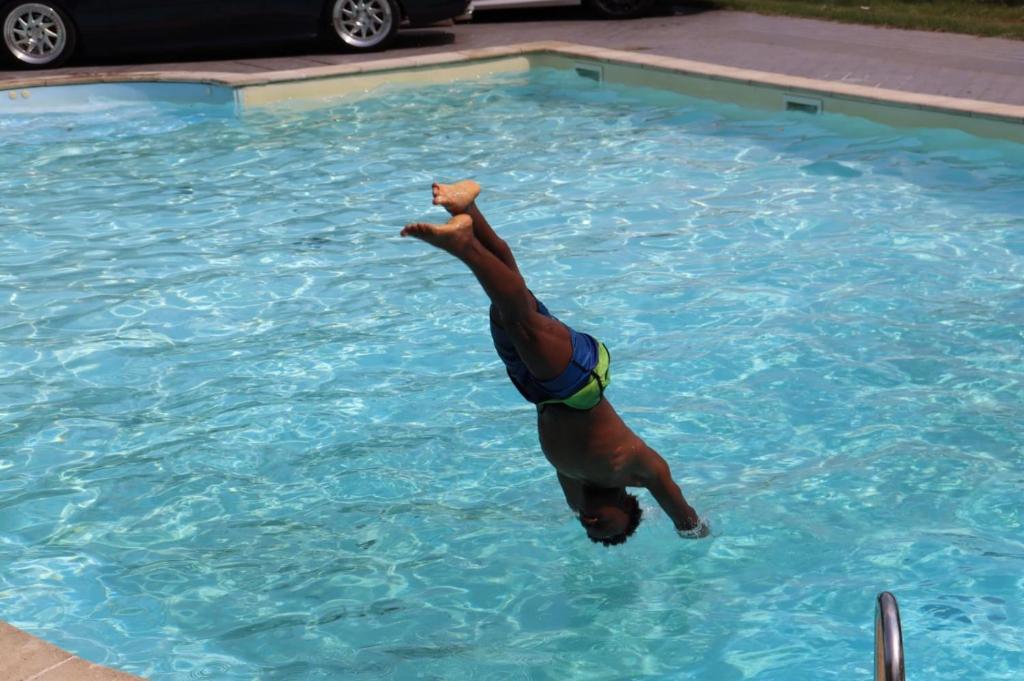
[431,181,531,352]
[432,181,521,275]
[401,214,571,381]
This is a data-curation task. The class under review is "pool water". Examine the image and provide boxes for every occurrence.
[1,69,1022,680]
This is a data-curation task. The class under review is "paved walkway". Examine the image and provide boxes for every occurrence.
[2,7,1023,104]
[1,622,141,681]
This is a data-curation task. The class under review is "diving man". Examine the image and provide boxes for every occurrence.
[402,181,708,546]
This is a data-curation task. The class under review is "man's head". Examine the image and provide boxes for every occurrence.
[578,487,643,547]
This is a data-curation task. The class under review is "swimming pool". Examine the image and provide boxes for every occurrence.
[1,68,1022,679]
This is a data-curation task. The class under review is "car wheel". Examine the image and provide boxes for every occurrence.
[584,0,654,19]
[1,1,76,68]
[328,0,399,52]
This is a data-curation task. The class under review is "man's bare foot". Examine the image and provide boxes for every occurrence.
[401,214,474,255]
[433,180,480,215]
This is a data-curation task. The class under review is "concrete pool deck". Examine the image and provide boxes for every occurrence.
[1,10,1022,680]
[0,622,141,681]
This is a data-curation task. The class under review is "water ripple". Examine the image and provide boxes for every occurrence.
[1,69,1023,681]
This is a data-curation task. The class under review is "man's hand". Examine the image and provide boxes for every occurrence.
[676,518,711,539]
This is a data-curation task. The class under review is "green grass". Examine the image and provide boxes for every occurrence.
[699,0,1024,39]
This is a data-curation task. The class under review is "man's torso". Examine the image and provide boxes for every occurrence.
[537,399,647,488]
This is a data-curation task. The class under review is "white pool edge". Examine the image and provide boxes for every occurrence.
[1,42,1023,142]
[2,41,1024,142]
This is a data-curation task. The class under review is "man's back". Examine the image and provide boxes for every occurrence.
[537,400,648,488]
[540,398,706,539]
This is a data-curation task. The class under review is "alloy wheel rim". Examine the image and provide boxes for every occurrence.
[3,3,67,65]
[332,0,392,48]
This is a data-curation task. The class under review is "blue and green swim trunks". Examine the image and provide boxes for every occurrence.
[490,296,611,411]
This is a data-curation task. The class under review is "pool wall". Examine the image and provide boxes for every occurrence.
[0,81,234,112]
[237,51,531,108]
[529,46,1024,143]
[2,42,1022,142]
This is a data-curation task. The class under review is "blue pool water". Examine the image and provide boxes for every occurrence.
[1,69,1022,680]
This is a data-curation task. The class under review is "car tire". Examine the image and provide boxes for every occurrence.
[584,0,654,19]
[327,0,400,52]
[1,1,76,69]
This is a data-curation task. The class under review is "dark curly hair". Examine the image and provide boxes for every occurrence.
[584,492,643,547]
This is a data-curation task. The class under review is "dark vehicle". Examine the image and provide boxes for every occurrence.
[1,0,467,69]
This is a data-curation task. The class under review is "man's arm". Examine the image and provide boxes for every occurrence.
[634,447,703,533]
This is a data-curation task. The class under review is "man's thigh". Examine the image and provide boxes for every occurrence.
[490,303,572,381]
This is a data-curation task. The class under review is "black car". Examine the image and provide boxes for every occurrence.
[1,0,468,68]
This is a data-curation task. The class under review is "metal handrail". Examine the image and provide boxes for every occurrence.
[875,592,905,681]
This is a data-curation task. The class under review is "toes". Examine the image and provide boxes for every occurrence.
[402,222,434,234]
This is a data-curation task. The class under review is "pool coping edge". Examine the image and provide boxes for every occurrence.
[2,41,1023,129]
